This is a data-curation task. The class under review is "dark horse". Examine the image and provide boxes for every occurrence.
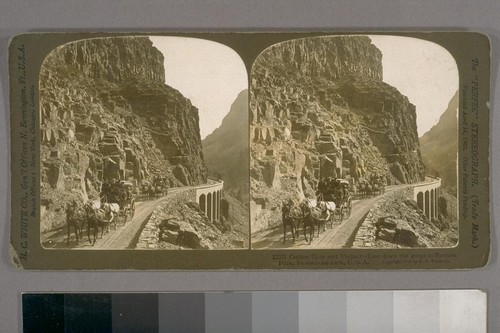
[282,200,302,243]
[66,200,87,246]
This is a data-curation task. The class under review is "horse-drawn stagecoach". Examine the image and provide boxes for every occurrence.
[141,176,169,198]
[65,180,136,246]
[358,174,386,197]
[101,180,136,221]
[317,178,353,218]
[65,199,120,246]
[281,178,353,244]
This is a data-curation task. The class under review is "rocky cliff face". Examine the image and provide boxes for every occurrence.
[250,36,425,232]
[202,89,249,202]
[53,37,166,84]
[420,90,458,193]
[40,37,207,232]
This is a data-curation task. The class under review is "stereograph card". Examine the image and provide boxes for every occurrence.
[9,32,490,269]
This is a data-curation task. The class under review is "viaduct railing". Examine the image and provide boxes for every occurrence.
[413,175,441,220]
[195,178,224,223]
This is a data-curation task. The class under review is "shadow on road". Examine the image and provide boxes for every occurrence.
[251,226,321,249]
[41,221,126,249]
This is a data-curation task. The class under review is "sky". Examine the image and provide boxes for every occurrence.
[148,35,457,139]
[149,36,248,139]
[369,35,459,136]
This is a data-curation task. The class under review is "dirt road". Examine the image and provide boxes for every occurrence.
[42,187,190,250]
[251,184,409,249]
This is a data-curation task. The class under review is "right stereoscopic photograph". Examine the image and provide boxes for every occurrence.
[250,35,459,249]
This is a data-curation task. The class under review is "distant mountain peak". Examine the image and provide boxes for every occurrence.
[202,89,249,202]
[420,90,458,143]
[419,90,459,192]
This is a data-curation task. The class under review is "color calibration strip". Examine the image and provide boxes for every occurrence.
[22,290,486,333]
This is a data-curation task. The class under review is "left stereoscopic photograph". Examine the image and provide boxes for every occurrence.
[39,36,249,250]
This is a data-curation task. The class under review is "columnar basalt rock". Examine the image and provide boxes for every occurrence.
[250,36,425,232]
[40,37,207,232]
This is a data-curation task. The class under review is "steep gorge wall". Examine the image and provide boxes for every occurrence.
[40,37,207,231]
[250,36,425,232]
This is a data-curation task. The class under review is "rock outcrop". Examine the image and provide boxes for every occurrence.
[352,188,458,248]
[250,36,425,232]
[40,37,207,232]
[420,90,458,193]
[137,189,248,249]
[202,89,249,202]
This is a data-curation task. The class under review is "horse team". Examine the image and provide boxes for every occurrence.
[357,174,386,197]
[140,176,169,198]
[65,200,121,246]
[282,178,353,244]
[281,175,388,244]
[65,181,136,246]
